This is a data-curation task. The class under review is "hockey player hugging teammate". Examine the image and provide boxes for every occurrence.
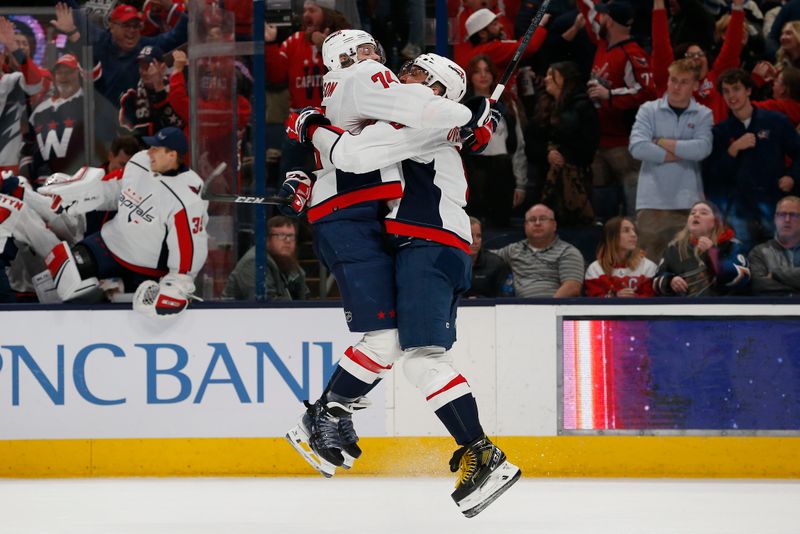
[280,29,520,518]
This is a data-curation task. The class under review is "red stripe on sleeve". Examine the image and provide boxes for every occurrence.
[174,209,193,274]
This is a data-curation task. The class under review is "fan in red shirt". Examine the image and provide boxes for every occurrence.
[577,0,655,215]
[265,0,350,112]
[454,7,549,90]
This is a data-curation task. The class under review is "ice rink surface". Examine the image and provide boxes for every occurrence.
[1,476,797,534]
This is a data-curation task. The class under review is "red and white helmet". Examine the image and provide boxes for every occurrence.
[409,53,467,102]
[321,29,379,71]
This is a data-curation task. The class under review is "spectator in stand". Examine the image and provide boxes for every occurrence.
[452,0,516,69]
[753,65,800,125]
[491,204,584,297]
[19,55,95,186]
[704,68,800,251]
[577,0,656,216]
[666,0,716,52]
[526,60,599,228]
[653,200,751,296]
[749,195,800,296]
[584,216,657,297]
[767,0,800,59]
[11,27,50,108]
[141,0,186,37]
[265,0,350,174]
[629,58,713,262]
[222,216,309,301]
[52,2,188,106]
[119,45,186,137]
[712,10,763,75]
[777,20,800,68]
[0,16,43,174]
[465,216,512,298]
[461,54,527,227]
[651,0,745,124]
[455,7,549,78]
[169,48,252,175]
[753,20,800,88]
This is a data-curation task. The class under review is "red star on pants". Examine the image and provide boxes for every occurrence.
[389,310,396,318]
[64,118,74,128]
[48,121,57,130]
[377,311,385,319]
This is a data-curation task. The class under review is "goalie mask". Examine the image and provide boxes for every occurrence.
[322,29,383,71]
[399,53,467,102]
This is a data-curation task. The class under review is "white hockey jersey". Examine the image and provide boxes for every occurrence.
[308,60,472,223]
[312,121,472,252]
[97,150,209,277]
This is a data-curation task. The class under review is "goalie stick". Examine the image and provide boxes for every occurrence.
[490,0,551,102]
[200,162,290,205]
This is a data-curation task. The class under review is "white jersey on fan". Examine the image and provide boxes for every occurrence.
[98,150,208,276]
[307,59,471,222]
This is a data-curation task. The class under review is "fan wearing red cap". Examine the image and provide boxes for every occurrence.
[19,54,86,184]
[48,1,188,105]
[52,54,82,100]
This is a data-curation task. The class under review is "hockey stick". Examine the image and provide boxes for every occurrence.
[200,162,290,205]
[490,0,551,102]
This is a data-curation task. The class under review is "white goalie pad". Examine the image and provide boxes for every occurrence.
[44,242,100,301]
[39,166,108,215]
[133,273,196,319]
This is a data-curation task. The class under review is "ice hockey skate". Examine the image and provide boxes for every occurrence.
[286,399,347,478]
[338,396,370,469]
[449,436,521,518]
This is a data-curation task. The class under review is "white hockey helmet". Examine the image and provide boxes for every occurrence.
[408,53,467,102]
[322,29,379,71]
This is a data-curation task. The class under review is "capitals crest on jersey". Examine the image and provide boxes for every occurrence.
[120,187,156,224]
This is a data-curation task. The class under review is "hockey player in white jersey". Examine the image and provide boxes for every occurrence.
[303,53,519,518]
[39,127,208,317]
[282,30,497,479]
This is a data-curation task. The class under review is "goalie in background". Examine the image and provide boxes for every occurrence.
[38,127,208,318]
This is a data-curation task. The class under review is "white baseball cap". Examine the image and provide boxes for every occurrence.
[465,8,498,40]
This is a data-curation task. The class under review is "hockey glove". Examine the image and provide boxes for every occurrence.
[277,170,313,217]
[133,273,197,319]
[462,96,492,129]
[460,106,501,154]
[286,106,331,145]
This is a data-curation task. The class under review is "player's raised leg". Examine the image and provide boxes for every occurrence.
[397,242,520,517]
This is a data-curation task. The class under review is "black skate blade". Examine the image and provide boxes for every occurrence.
[461,468,521,518]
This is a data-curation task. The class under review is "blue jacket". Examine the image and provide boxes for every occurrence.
[629,95,713,210]
[68,1,188,105]
[704,106,800,207]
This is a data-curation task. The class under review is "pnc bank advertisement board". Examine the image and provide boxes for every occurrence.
[0,308,381,440]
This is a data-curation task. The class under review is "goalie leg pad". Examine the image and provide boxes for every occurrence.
[45,242,100,301]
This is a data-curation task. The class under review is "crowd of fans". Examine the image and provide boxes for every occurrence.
[3,0,800,303]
